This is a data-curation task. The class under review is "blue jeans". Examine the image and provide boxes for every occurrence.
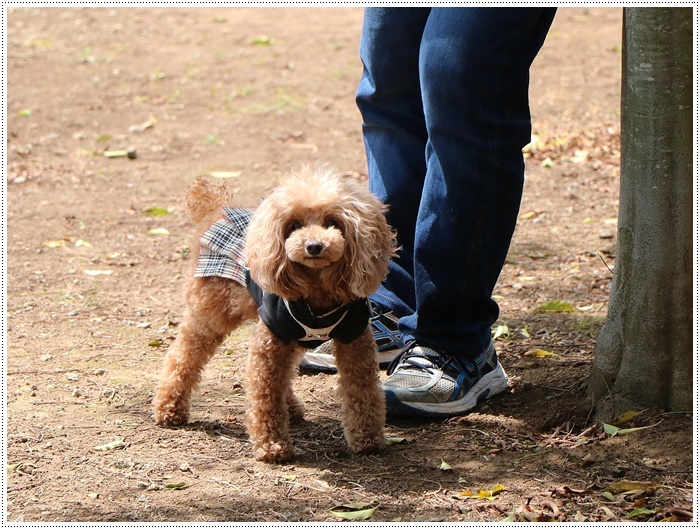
[358,7,556,359]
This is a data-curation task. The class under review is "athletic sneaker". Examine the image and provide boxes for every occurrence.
[382,341,509,418]
[299,304,403,373]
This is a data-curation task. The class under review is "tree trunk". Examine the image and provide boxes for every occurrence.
[589,7,693,417]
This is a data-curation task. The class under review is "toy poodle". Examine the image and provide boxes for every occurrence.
[152,165,397,463]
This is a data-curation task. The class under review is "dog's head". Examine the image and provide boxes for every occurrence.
[245,165,397,305]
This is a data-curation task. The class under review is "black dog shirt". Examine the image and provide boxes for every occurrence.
[246,272,371,349]
[194,207,371,348]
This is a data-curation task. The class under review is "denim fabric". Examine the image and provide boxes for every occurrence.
[357,7,556,358]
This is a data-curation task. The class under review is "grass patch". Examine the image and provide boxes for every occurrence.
[570,315,605,336]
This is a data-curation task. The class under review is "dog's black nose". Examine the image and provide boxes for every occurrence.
[305,241,324,256]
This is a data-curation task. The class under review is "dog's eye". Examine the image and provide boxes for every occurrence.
[323,218,339,229]
[285,220,303,237]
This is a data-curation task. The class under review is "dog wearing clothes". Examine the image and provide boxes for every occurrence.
[153,166,397,463]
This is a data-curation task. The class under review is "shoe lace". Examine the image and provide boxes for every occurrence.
[386,340,480,378]
[386,340,447,375]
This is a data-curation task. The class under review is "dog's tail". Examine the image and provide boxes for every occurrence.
[185,176,230,225]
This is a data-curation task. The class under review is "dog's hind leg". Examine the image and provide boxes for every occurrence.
[334,328,386,454]
[245,322,304,463]
[152,311,228,426]
[153,277,255,426]
[287,392,306,423]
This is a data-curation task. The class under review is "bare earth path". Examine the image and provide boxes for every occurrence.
[6,7,692,522]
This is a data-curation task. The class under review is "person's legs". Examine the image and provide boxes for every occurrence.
[303,8,556,390]
[355,7,431,320]
[402,7,557,356]
[382,7,557,416]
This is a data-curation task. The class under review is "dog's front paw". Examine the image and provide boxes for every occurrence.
[254,442,295,463]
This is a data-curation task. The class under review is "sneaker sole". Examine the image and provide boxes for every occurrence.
[299,349,399,374]
[384,361,510,418]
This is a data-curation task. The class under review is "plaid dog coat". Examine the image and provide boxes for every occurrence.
[194,207,253,285]
[194,207,371,349]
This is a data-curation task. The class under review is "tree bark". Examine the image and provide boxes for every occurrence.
[589,7,693,416]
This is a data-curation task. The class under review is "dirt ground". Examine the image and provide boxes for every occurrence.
[6,7,693,523]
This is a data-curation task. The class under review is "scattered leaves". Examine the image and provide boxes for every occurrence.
[8,462,36,475]
[329,502,378,521]
[535,300,575,312]
[601,491,616,502]
[145,206,170,217]
[609,409,645,427]
[606,480,661,493]
[625,508,656,519]
[523,348,559,358]
[164,482,189,490]
[520,210,542,221]
[561,486,594,496]
[456,483,505,501]
[147,228,170,236]
[492,323,510,340]
[129,116,157,133]
[44,240,67,248]
[439,460,453,471]
[601,420,662,438]
[250,35,275,46]
[94,439,126,451]
[567,149,589,164]
[83,269,113,276]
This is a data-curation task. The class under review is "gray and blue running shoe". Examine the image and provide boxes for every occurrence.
[383,341,509,418]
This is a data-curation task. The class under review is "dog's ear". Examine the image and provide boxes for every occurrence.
[331,190,398,299]
[245,198,304,300]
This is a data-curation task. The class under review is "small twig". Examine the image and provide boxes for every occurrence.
[452,428,491,438]
[322,451,362,469]
[515,449,551,462]
[412,477,443,495]
[597,252,614,275]
[577,424,599,438]
[211,477,241,491]
[399,450,425,463]
[7,368,75,376]
[88,377,104,395]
